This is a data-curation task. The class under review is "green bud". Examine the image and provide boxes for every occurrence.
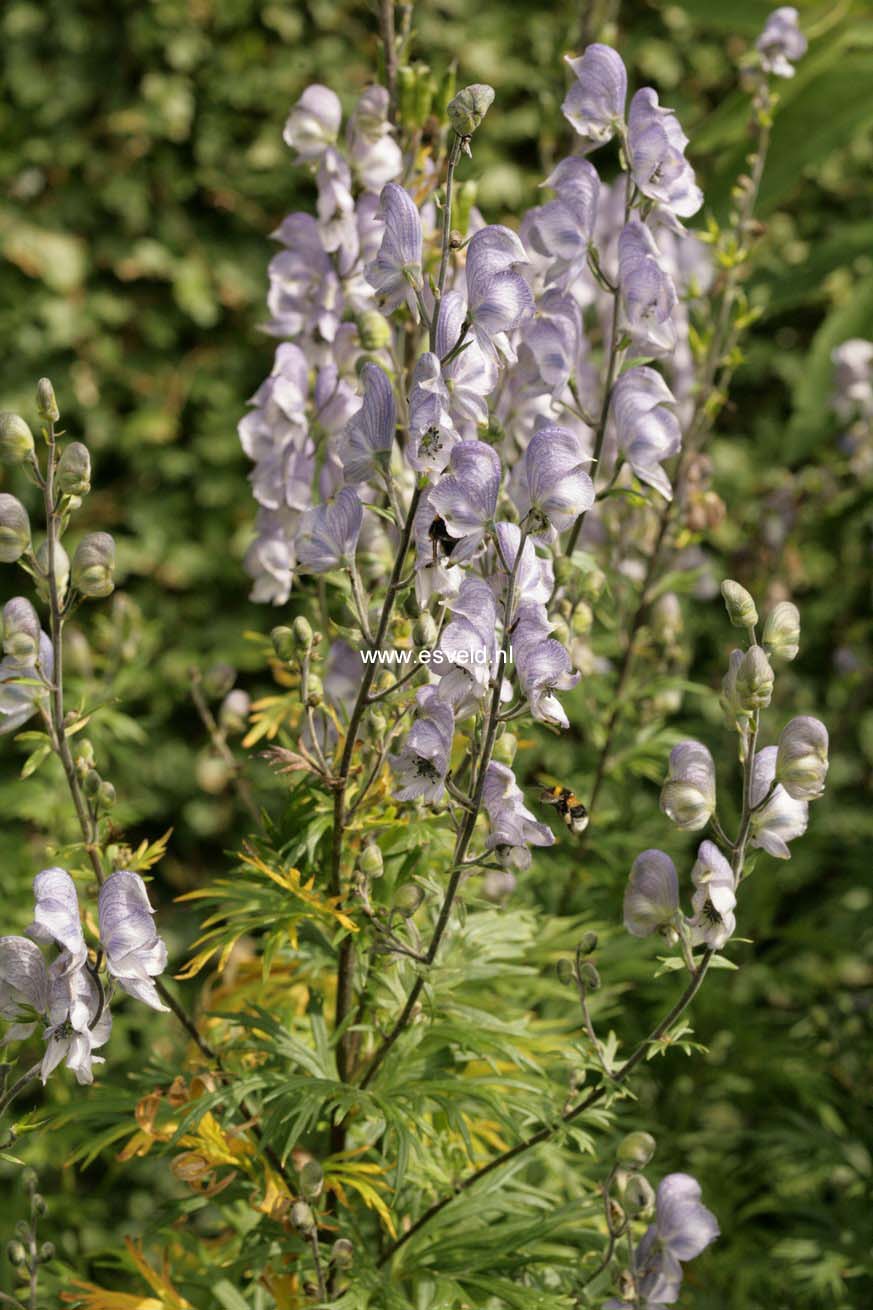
[616,1130,656,1169]
[0,492,31,563]
[290,1200,315,1235]
[2,597,40,663]
[720,579,758,630]
[219,689,250,734]
[570,602,593,636]
[578,931,598,956]
[305,673,323,706]
[56,442,91,497]
[203,662,235,699]
[72,532,115,599]
[394,883,424,917]
[447,83,495,137]
[762,601,800,661]
[455,180,477,235]
[356,310,392,352]
[292,615,314,652]
[300,1159,324,1200]
[271,625,295,661]
[6,1240,26,1268]
[21,1168,37,1193]
[413,613,438,647]
[735,644,774,711]
[35,540,70,605]
[396,65,417,123]
[83,769,102,798]
[330,1237,354,1270]
[578,962,600,991]
[491,731,517,765]
[359,844,384,879]
[622,1174,655,1217]
[556,958,574,986]
[30,1194,46,1217]
[36,378,60,423]
[38,1242,54,1262]
[0,413,36,465]
[579,564,606,601]
[97,780,116,810]
[651,592,682,643]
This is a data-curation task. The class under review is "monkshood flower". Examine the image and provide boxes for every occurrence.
[519,425,594,533]
[831,339,873,421]
[315,148,356,257]
[734,644,774,712]
[0,629,52,735]
[513,603,580,728]
[494,523,554,611]
[756,6,808,79]
[561,44,627,150]
[618,220,678,356]
[244,515,295,605]
[408,352,460,475]
[434,290,498,430]
[689,840,737,950]
[627,89,703,221]
[296,488,363,573]
[776,716,829,801]
[283,84,342,161]
[611,366,681,500]
[389,686,455,803]
[660,741,716,831]
[624,849,680,938]
[365,182,424,315]
[347,86,402,191]
[522,292,583,398]
[41,959,111,1085]
[413,490,463,605]
[525,158,599,291]
[634,1173,719,1304]
[763,600,800,661]
[429,440,501,561]
[2,597,41,664]
[482,762,555,870]
[98,871,169,1011]
[434,576,499,713]
[340,363,396,483]
[266,213,340,342]
[465,225,534,364]
[748,745,808,858]
[0,936,49,1043]
[27,868,87,974]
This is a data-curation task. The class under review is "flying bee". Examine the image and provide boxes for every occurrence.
[428,514,461,567]
[539,783,589,836]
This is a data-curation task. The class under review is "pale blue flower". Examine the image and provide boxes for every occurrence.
[482,762,554,870]
[619,220,678,356]
[513,602,580,728]
[98,871,168,1012]
[465,225,534,364]
[389,686,455,803]
[27,868,87,974]
[283,84,342,161]
[776,716,829,802]
[562,44,627,150]
[689,840,736,950]
[365,182,424,315]
[748,746,808,859]
[408,352,460,475]
[434,577,499,713]
[627,89,702,221]
[0,935,49,1043]
[634,1173,719,1304]
[624,849,680,937]
[611,366,681,500]
[0,631,52,736]
[340,363,396,483]
[429,440,502,560]
[435,290,498,430]
[660,741,716,831]
[521,424,594,533]
[756,6,807,78]
[296,488,363,573]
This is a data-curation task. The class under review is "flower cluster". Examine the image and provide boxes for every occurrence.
[0,869,167,1084]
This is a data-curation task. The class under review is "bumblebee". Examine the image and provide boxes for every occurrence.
[539,783,589,836]
[428,514,461,565]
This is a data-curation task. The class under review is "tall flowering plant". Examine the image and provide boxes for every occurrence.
[0,7,828,1307]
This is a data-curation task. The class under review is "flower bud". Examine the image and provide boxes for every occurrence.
[482,869,516,902]
[56,442,91,497]
[455,180,477,235]
[292,615,314,652]
[571,601,593,636]
[359,843,384,879]
[491,731,517,765]
[578,930,598,956]
[290,1201,315,1235]
[776,716,828,801]
[271,625,295,661]
[394,883,424,917]
[97,780,116,810]
[721,579,758,630]
[35,540,70,605]
[578,962,600,991]
[651,592,682,643]
[219,689,250,734]
[0,412,35,465]
[624,850,680,937]
[72,532,115,598]
[203,662,235,699]
[413,613,438,647]
[36,378,60,422]
[355,310,392,352]
[331,1237,354,1270]
[2,597,41,664]
[622,1173,655,1217]
[83,769,102,798]
[447,83,495,137]
[763,600,800,661]
[38,1242,55,1262]
[6,1240,26,1268]
[735,645,774,711]
[556,958,574,985]
[0,495,32,563]
[300,1160,324,1200]
[660,741,716,831]
[616,1131,657,1169]
[305,673,323,706]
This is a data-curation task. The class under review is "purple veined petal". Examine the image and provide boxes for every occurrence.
[466,225,530,299]
[611,365,681,500]
[283,84,342,160]
[748,745,808,858]
[524,426,594,531]
[98,871,169,1012]
[0,935,49,1023]
[619,220,679,354]
[245,530,295,606]
[494,523,554,609]
[756,6,807,78]
[776,715,829,801]
[340,363,397,483]
[436,290,499,427]
[660,739,716,830]
[296,487,364,573]
[561,44,628,148]
[627,88,702,219]
[623,849,680,937]
[408,352,460,475]
[542,156,601,225]
[449,575,498,641]
[27,868,87,972]
[469,270,535,341]
[655,1173,720,1262]
[348,86,402,191]
[429,440,502,544]
[365,182,424,313]
[526,200,588,266]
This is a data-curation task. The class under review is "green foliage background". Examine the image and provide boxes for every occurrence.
[0,0,871,1306]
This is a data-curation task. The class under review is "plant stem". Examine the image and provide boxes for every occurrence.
[430,133,462,352]
[0,1064,41,1122]
[378,0,398,124]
